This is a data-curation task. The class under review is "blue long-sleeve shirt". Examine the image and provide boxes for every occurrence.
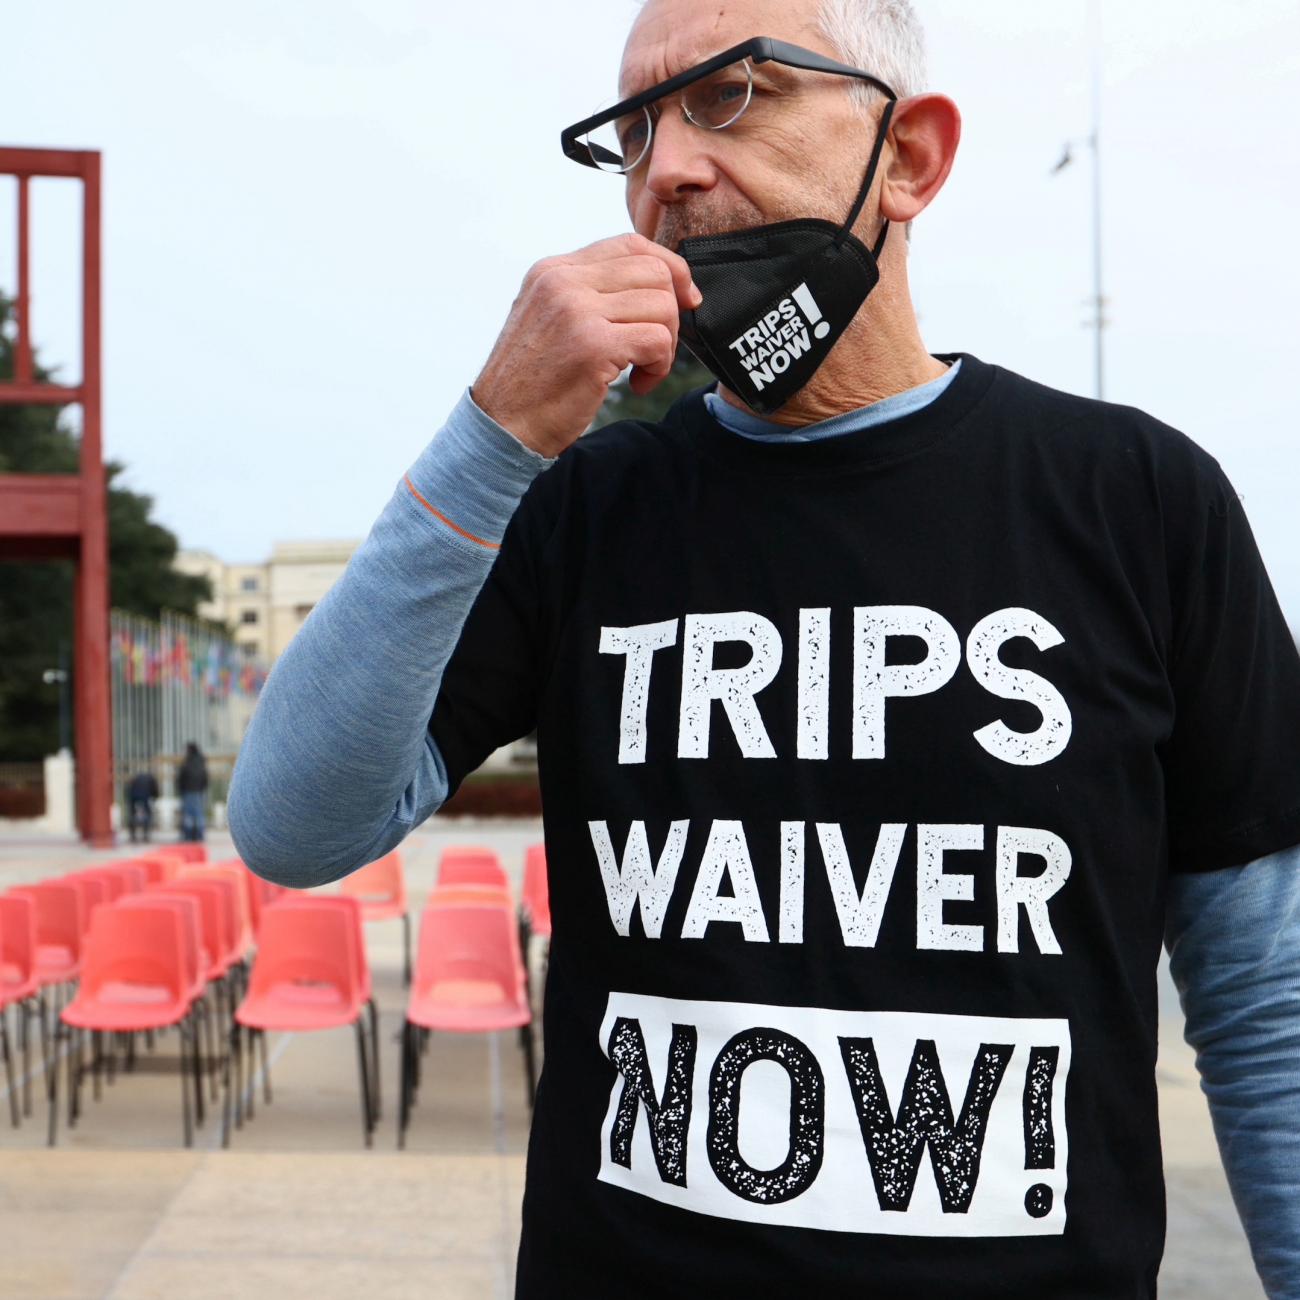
[228,369,1299,1297]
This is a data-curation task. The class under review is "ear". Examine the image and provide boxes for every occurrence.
[879,93,962,225]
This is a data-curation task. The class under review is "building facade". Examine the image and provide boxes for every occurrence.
[175,540,359,666]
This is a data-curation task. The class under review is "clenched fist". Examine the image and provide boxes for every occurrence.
[472,233,702,459]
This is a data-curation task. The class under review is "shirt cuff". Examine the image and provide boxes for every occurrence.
[403,388,556,547]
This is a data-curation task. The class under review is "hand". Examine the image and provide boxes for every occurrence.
[472,233,702,459]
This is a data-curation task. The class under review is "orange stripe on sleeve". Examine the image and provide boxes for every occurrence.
[403,475,501,551]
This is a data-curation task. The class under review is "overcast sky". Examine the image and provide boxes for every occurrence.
[3,0,1299,622]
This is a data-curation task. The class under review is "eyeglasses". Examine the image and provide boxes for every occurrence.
[561,35,898,175]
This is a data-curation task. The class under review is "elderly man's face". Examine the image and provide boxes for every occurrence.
[619,0,882,250]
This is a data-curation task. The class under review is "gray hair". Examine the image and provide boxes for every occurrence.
[817,0,929,105]
[818,0,929,243]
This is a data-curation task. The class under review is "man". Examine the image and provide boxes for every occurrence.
[177,741,208,843]
[229,0,1300,1295]
[126,768,159,843]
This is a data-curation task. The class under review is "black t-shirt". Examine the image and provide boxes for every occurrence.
[430,353,1300,1299]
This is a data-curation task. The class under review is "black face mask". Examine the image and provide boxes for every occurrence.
[676,98,896,416]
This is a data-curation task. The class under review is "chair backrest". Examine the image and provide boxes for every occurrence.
[0,894,38,994]
[77,905,188,1006]
[339,851,407,910]
[147,881,225,978]
[246,904,361,1006]
[416,903,523,999]
[178,866,253,953]
[271,895,370,999]
[438,847,508,891]
[8,882,84,957]
[100,862,148,894]
[522,844,551,930]
[116,895,203,993]
[69,869,126,903]
[157,844,208,865]
[212,859,281,938]
[60,873,109,921]
[426,885,512,912]
[135,854,180,885]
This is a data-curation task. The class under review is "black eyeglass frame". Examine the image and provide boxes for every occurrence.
[560,35,899,171]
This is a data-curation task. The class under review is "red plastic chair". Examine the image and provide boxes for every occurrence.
[427,885,513,913]
[60,874,109,927]
[67,869,126,904]
[398,903,533,1148]
[7,882,84,989]
[96,862,148,895]
[234,902,375,1146]
[135,853,181,885]
[56,903,207,1146]
[211,859,280,940]
[270,893,380,1121]
[522,844,551,937]
[437,847,509,892]
[0,894,48,1126]
[339,852,411,986]
[178,866,254,956]
[158,844,208,865]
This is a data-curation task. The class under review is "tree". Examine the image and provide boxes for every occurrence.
[0,292,213,760]
[592,348,714,429]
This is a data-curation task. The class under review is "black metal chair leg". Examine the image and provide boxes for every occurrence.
[180,1017,194,1148]
[354,1019,373,1148]
[402,912,411,987]
[19,998,32,1117]
[203,996,219,1103]
[69,1026,81,1128]
[91,1029,103,1102]
[191,1007,206,1128]
[221,1024,234,1148]
[397,1019,412,1150]
[368,999,381,1123]
[257,1027,272,1104]
[46,1021,60,1148]
[1,1008,19,1127]
[522,1024,537,1110]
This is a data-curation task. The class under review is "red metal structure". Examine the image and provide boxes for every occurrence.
[0,147,113,846]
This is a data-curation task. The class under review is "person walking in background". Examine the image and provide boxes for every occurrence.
[125,768,159,843]
[177,741,208,843]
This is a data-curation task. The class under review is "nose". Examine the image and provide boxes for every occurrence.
[640,105,719,205]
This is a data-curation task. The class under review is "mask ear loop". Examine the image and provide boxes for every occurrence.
[834,95,898,257]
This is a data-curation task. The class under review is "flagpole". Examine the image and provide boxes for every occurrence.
[1089,0,1105,401]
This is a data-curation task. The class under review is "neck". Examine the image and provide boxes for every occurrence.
[715,245,945,427]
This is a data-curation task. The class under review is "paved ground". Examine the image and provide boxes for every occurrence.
[0,820,1264,1298]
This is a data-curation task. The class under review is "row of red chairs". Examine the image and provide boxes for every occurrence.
[0,841,552,1149]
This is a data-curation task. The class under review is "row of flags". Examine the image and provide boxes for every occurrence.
[112,628,267,699]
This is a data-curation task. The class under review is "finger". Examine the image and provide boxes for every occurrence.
[564,234,701,309]
[595,288,681,332]
[610,321,675,379]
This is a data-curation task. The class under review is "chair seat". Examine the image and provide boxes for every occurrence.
[236,979,363,1031]
[34,944,78,982]
[0,965,40,1004]
[62,982,190,1031]
[408,979,530,1033]
[358,899,405,922]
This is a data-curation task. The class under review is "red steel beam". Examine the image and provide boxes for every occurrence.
[0,147,89,179]
[16,174,33,385]
[0,383,82,406]
[0,474,81,537]
[75,151,113,847]
[0,146,113,846]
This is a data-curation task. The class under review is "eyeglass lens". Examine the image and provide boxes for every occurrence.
[577,61,756,174]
